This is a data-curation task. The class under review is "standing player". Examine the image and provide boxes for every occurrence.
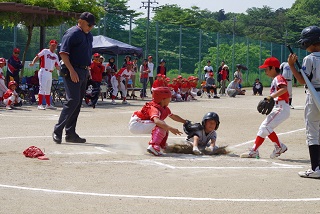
[117,62,133,104]
[241,57,289,158]
[147,55,154,96]
[30,40,60,110]
[288,26,320,178]
[280,62,294,109]
[0,58,8,106]
[6,48,23,88]
[204,60,213,80]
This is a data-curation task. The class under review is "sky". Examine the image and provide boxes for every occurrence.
[127,0,297,18]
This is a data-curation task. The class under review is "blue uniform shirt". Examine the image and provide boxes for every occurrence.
[59,25,93,67]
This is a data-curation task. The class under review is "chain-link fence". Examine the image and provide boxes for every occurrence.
[0,21,308,86]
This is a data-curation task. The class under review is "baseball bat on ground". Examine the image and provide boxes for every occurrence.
[287,45,320,111]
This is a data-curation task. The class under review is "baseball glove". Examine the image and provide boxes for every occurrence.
[23,146,45,158]
[183,120,203,136]
[257,96,275,115]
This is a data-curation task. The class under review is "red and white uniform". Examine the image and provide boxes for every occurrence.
[37,49,60,95]
[257,74,290,138]
[0,68,8,98]
[118,68,133,98]
[129,101,172,134]
[3,88,21,105]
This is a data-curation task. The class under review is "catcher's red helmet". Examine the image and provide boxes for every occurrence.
[8,81,17,88]
[0,58,6,65]
[152,87,171,103]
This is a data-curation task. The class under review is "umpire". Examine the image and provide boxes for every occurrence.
[53,12,95,144]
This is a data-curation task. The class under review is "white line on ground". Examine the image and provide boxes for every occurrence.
[94,147,116,153]
[64,159,304,169]
[0,184,319,202]
[231,128,305,148]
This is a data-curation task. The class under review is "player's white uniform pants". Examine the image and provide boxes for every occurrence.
[257,100,290,138]
[129,115,156,134]
[38,68,52,95]
[305,91,320,146]
[119,81,127,98]
[4,94,21,105]
[287,80,293,98]
[0,79,7,97]
[111,80,118,97]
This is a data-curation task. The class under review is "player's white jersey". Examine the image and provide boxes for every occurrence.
[37,49,59,71]
[302,52,320,88]
[148,62,154,77]
[280,62,293,80]
[119,69,133,82]
[270,74,289,103]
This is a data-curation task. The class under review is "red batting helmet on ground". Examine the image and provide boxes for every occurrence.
[8,81,17,88]
[152,87,171,103]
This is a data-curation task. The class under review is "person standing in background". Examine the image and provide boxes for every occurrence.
[280,62,294,109]
[204,60,214,80]
[147,55,154,96]
[6,48,23,88]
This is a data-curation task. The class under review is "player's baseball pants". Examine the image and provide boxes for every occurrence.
[257,100,290,138]
[129,115,156,134]
[305,91,320,146]
[38,68,53,95]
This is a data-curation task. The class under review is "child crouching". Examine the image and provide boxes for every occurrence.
[129,87,187,156]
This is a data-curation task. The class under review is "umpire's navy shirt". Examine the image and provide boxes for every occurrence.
[59,25,93,67]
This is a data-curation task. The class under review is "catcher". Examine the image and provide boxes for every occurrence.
[128,87,187,156]
[166,112,228,155]
[241,57,290,158]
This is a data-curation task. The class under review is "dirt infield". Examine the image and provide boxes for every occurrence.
[0,87,319,214]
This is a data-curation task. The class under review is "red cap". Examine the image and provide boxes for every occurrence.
[93,53,100,57]
[49,40,58,45]
[126,61,133,65]
[0,58,6,65]
[13,48,20,53]
[165,77,170,81]
[177,75,182,79]
[157,73,162,77]
[259,57,280,69]
[209,72,214,76]
[148,55,153,59]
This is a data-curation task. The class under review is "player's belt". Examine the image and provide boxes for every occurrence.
[286,79,291,81]
[275,100,288,104]
[44,68,53,73]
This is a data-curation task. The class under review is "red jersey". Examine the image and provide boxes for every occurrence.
[133,101,172,121]
[90,61,104,82]
[152,79,165,88]
[270,74,289,103]
[3,89,16,99]
[220,69,228,80]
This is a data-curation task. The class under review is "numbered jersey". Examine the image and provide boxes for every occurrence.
[37,49,59,70]
[302,52,320,88]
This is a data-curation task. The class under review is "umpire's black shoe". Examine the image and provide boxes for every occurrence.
[52,132,62,144]
[65,134,86,143]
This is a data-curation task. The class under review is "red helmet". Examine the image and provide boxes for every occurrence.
[0,58,6,65]
[152,87,171,103]
[8,81,17,88]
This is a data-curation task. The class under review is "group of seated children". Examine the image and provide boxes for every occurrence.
[152,74,200,102]
[0,58,22,110]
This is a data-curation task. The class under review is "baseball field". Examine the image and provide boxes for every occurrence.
[0,86,319,214]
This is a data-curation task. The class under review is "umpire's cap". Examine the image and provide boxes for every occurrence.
[79,12,96,26]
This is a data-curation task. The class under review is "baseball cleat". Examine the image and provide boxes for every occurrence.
[37,105,46,110]
[45,104,57,110]
[240,149,259,158]
[122,100,128,104]
[111,100,117,105]
[270,143,287,159]
[298,166,320,179]
[147,145,162,156]
[6,105,12,110]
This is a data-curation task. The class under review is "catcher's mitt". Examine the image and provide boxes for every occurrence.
[257,96,275,115]
[183,120,203,137]
[23,146,45,158]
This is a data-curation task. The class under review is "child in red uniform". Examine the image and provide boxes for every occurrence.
[3,81,21,110]
[152,74,165,90]
[129,87,187,156]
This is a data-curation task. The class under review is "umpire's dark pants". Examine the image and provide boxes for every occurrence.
[54,68,88,137]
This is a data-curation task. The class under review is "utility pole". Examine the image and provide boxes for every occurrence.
[140,0,159,58]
